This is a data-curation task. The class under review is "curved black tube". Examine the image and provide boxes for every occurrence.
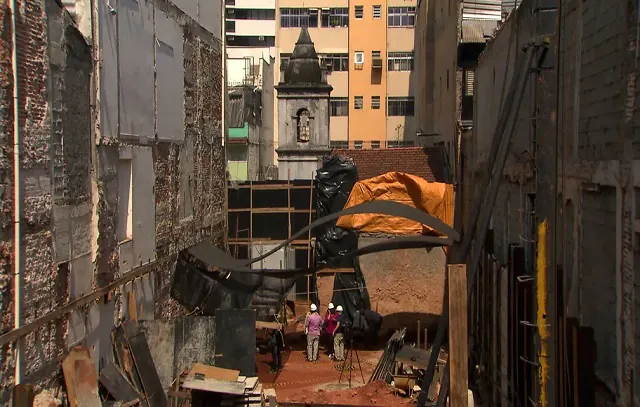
[192,200,459,271]
[191,234,452,277]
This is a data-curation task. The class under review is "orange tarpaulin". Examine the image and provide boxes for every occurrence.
[336,172,454,235]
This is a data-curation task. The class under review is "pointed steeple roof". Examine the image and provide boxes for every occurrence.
[284,28,323,85]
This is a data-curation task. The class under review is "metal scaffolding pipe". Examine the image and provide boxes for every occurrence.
[9,0,23,384]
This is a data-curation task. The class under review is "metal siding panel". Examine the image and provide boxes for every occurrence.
[198,0,223,38]
[118,0,155,138]
[156,11,185,141]
[99,0,119,138]
[132,147,156,264]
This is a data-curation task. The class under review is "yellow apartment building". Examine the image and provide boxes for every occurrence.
[275,0,418,149]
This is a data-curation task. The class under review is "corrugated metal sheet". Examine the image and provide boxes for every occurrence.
[461,19,498,43]
[462,0,502,20]
[227,89,246,128]
[227,87,263,129]
[502,0,522,16]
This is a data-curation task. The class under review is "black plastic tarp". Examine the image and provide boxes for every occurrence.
[170,245,296,320]
[315,155,371,322]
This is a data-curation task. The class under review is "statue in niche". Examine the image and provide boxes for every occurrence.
[296,108,311,142]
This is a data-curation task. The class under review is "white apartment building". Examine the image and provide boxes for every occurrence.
[225,0,276,86]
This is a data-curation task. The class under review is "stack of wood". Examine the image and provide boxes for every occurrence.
[62,319,166,407]
[179,363,265,407]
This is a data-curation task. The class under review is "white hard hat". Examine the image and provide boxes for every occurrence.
[328,303,335,309]
[310,304,317,312]
[336,305,343,312]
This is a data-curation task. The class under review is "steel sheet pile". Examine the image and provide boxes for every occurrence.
[369,328,406,383]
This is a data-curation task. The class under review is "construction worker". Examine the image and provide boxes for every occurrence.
[305,303,323,362]
[323,302,337,358]
[267,328,284,373]
[332,305,346,362]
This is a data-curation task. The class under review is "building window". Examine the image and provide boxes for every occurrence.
[225,20,236,33]
[227,35,275,47]
[387,52,414,71]
[371,96,381,109]
[387,97,415,116]
[465,69,474,96]
[280,54,291,70]
[387,140,415,148]
[354,51,364,67]
[388,6,416,27]
[321,8,349,27]
[354,141,364,149]
[373,5,382,18]
[355,5,364,18]
[371,140,381,149]
[330,97,349,116]
[280,8,318,28]
[226,8,275,20]
[319,54,349,72]
[330,140,348,149]
[225,0,234,4]
[354,96,364,110]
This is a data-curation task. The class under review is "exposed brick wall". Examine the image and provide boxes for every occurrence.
[0,0,227,401]
[330,147,448,182]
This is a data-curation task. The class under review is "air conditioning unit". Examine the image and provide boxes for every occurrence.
[354,51,364,64]
[259,36,265,41]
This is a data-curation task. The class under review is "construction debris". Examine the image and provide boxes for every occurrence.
[368,328,406,383]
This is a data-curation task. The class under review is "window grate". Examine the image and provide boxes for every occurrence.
[387,52,414,71]
[387,97,415,116]
[371,96,381,109]
[373,5,381,18]
[354,96,364,110]
[388,6,415,27]
[355,5,363,18]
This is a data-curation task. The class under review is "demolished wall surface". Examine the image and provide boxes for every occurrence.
[471,0,640,399]
[0,0,226,402]
[357,237,446,333]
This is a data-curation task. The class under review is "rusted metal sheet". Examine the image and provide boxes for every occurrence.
[74,358,102,407]
[122,320,168,407]
[62,347,92,407]
[12,384,34,407]
[99,363,141,404]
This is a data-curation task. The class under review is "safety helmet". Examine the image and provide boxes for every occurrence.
[310,303,318,312]
[336,305,343,312]
[328,303,335,310]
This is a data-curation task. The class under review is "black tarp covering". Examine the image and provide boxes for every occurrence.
[315,155,371,322]
[170,248,296,320]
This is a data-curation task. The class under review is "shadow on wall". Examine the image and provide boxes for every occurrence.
[380,311,443,342]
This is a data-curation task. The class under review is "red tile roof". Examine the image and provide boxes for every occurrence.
[330,147,449,182]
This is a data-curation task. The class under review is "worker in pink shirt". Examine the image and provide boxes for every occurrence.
[305,303,323,362]
[323,302,337,358]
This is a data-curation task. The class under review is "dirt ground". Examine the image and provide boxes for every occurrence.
[257,332,415,406]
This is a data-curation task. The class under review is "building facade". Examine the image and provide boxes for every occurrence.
[276,0,419,150]
[225,0,276,87]
[0,0,226,400]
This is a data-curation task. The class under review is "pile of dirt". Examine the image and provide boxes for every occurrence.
[282,380,415,406]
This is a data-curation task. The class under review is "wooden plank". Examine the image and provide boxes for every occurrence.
[122,320,168,407]
[182,377,246,395]
[62,347,92,407]
[188,363,240,382]
[99,363,141,403]
[128,290,138,322]
[112,326,145,396]
[244,377,259,390]
[448,264,468,407]
[12,384,34,407]
[73,358,102,407]
[256,321,281,330]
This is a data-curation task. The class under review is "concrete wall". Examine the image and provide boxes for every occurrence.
[471,0,640,400]
[0,0,226,401]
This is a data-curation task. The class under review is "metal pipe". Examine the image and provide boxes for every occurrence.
[9,0,23,384]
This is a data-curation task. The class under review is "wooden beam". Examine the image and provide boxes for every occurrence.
[448,264,468,407]
[228,207,314,213]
